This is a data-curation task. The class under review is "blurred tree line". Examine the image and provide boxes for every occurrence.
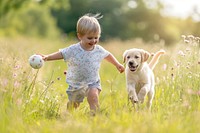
[0,0,200,45]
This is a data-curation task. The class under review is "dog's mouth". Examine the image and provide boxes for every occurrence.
[128,62,138,72]
[129,65,138,72]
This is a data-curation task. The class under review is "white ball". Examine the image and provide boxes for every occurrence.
[29,54,44,69]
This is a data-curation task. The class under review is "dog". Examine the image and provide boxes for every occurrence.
[123,48,165,110]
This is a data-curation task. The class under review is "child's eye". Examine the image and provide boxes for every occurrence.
[88,37,98,40]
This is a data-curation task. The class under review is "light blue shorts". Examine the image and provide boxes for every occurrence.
[66,80,101,103]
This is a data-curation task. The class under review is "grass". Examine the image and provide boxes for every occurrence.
[0,36,200,133]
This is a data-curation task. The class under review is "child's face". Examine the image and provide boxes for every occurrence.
[78,32,100,50]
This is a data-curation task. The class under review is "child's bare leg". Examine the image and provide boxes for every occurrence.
[67,101,80,110]
[87,88,100,113]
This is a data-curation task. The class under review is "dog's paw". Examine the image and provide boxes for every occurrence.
[129,96,138,103]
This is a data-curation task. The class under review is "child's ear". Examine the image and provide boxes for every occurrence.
[77,33,82,40]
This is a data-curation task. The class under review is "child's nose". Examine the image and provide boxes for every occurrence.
[91,39,96,43]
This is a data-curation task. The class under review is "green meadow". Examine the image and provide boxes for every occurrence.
[0,36,200,133]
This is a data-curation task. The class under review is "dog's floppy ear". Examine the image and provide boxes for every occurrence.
[141,49,150,62]
[123,50,128,63]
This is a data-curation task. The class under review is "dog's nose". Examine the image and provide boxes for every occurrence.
[129,62,133,66]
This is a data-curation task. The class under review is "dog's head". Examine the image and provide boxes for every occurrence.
[123,48,150,72]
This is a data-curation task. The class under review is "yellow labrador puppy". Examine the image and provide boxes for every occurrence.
[123,48,165,110]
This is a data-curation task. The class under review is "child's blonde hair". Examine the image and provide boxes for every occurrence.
[77,13,102,36]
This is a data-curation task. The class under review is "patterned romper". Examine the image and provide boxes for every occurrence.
[60,43,110,102]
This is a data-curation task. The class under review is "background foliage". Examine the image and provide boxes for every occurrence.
[1,0,200,45]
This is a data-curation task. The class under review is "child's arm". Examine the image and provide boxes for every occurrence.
[105,53,125,73]
[42,51,63,61]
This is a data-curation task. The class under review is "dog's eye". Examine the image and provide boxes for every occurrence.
[135,55,140,59]
[127,56,130,59]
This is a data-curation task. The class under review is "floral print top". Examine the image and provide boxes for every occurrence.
[60,43,110,88]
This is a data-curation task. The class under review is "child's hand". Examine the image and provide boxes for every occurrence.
[39,54,48,61]
[117,64,125,73]
[35,54,48,61]
[42,55,48,61]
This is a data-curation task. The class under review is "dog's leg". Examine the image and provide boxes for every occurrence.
[147,89,154,110]
[128,90,138,103]
[137,84,150,103]
[127,83,139,110]
[127,95,140,111]
[128,83,138,103]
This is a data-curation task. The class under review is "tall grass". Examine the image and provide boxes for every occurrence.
[0,36,200,133]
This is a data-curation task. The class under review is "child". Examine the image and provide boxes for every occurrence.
[42,13,124,114]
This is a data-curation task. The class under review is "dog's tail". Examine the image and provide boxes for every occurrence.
[148,49,165,70]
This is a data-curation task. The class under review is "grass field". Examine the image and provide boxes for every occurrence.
[0,36,200,133]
